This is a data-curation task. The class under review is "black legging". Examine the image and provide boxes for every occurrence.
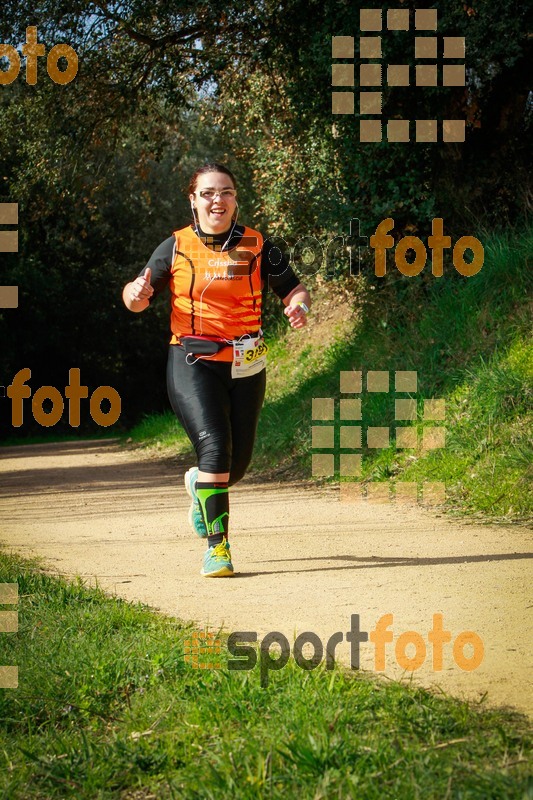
[166,344,266,485]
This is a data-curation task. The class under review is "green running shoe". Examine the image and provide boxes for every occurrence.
[184,467,208,538]
[201,537,234,578]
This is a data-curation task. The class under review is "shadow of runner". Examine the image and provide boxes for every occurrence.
[248,551,533,574]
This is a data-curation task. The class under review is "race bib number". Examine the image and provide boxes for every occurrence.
[232,336,268,378]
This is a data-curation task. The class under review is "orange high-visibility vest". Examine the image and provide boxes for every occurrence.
[169,225,263,362]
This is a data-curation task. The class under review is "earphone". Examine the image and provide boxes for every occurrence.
[190,199,200,235]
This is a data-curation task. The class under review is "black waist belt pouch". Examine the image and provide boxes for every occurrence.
[181,336,229,356]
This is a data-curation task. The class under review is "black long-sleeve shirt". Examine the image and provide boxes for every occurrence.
[140,224,300,301]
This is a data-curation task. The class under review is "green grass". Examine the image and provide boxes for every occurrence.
[126,410,193,456]
[0,551,531,799]
[369,336,532,519]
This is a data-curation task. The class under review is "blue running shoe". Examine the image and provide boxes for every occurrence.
[201,537,234,578]
[184,467,208,538]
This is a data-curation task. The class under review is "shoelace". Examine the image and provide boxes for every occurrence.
[210,540,231,561]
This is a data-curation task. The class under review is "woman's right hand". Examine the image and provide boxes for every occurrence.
[129,268,154,302]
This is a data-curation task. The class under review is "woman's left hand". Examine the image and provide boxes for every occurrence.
[284,302,308,329]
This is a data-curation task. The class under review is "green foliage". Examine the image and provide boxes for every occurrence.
[0,94,231,435]
[0,0,530,439]
[214,0,531,236]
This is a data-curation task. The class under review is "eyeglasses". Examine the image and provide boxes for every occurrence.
[196,189,237,200]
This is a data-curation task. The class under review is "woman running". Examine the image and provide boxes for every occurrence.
[122,163,310,577]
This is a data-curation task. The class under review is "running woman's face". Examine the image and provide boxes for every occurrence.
[190,171,237,234]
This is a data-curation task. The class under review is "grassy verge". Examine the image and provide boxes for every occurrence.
[0,550,531,799]
[369,334,532,519]
[126,410,193,457]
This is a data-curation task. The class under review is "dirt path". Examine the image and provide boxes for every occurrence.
[1,439,531,717]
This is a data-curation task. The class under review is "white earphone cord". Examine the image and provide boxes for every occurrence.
[190,199,240,336]
[190,201,239,252]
